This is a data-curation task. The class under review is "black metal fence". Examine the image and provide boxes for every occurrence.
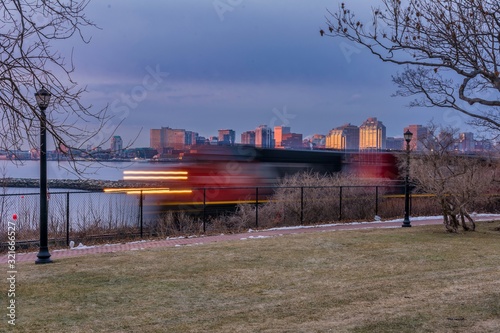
[0,190,140,248]
[1,185,498,248]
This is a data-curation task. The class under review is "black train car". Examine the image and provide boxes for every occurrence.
[254,147,343,178]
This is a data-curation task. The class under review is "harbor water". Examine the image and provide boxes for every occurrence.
[0,159,139,182]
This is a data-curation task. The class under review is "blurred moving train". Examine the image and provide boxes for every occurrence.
[112,145,401,211]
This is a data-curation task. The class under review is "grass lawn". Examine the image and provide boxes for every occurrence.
[4,221,500,333]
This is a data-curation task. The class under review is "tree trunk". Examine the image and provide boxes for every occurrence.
[441,198,458,232]
[462,210,476,231]
[459,212,470,231]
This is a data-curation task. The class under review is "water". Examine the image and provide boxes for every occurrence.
[0,160,141,181]
[0,160,144,235]
[0,188,141,236]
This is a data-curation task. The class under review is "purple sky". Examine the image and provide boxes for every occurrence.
[62,0,475,148]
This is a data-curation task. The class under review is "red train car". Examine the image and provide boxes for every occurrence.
[108,146,402,213]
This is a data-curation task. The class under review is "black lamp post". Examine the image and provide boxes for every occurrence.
[402,129,413,227]
[35,87,53,264]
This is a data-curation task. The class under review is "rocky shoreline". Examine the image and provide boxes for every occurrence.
[0,178,147,191]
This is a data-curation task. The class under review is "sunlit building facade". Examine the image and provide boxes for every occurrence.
[359,117,386,150]
[150,127,186,152]
[274,126,291,149]
[326,123,359,150]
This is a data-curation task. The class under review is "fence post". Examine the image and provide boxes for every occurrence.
[66,192,70,246]
[410,192,412,215]
[139,190,143,238]
[255,187,259,228]
[300,186,304,225]
[339,186,343,221]
[203,188,206,233]
[375,186,379,217]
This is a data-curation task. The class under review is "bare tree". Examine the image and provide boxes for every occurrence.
[0,0,114,166]
[322,0,500,132]
[408,124,498,232]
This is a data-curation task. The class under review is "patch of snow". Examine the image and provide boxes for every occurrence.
[241,235,272,240]
[71,242,96,250]
[128,240,148,244]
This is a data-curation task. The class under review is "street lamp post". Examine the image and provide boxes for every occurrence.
[402,130,413,228]
[35,87,53,264]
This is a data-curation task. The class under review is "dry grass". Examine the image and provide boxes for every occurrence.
[5,221,500,333]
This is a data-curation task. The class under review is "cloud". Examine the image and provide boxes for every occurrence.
[58,0,474,148]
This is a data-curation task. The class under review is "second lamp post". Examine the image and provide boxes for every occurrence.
[402,130,413,227]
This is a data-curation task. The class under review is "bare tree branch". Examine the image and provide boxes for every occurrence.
[406,123,498,232]
[0,0,114,171]
[323,0,500,132]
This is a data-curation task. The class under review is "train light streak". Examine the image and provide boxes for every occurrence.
[123,176,188,180]
[123,170,189,181]
[124,170,188,175]
[126,189,193,195]
[104,188,193,195]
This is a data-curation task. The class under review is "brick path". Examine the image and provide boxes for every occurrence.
[3,215,500,264]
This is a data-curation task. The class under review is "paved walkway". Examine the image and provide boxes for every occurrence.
[3,215,500,264]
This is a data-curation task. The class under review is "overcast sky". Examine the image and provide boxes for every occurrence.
[66,0,474,148]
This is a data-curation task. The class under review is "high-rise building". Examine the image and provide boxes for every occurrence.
[281,133,303,149]
[150,127,186,153]
[386,137,404,150]
[168,129,186,150]
[150,129,161,152]
[459,132,474,152]
[359,117,386,150]
[110,136,123,156]
[326,123,359,150]
[404,125,429,151]
[255,125,274,148]
[274,126,291,148]
[218,129,236,145]
[241,131,255,145]
[436,130,456,151]
[185,131,198,147]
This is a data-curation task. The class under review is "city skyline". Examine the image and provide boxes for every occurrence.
[2,117,490,159]
[146,116,393,148]
[143,117,475,146]
[145,116,490,154]
[55,0,482,150]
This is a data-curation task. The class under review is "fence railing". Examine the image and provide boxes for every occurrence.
[1,185,498,248]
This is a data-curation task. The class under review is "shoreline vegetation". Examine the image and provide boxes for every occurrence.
[0,178,141,191]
